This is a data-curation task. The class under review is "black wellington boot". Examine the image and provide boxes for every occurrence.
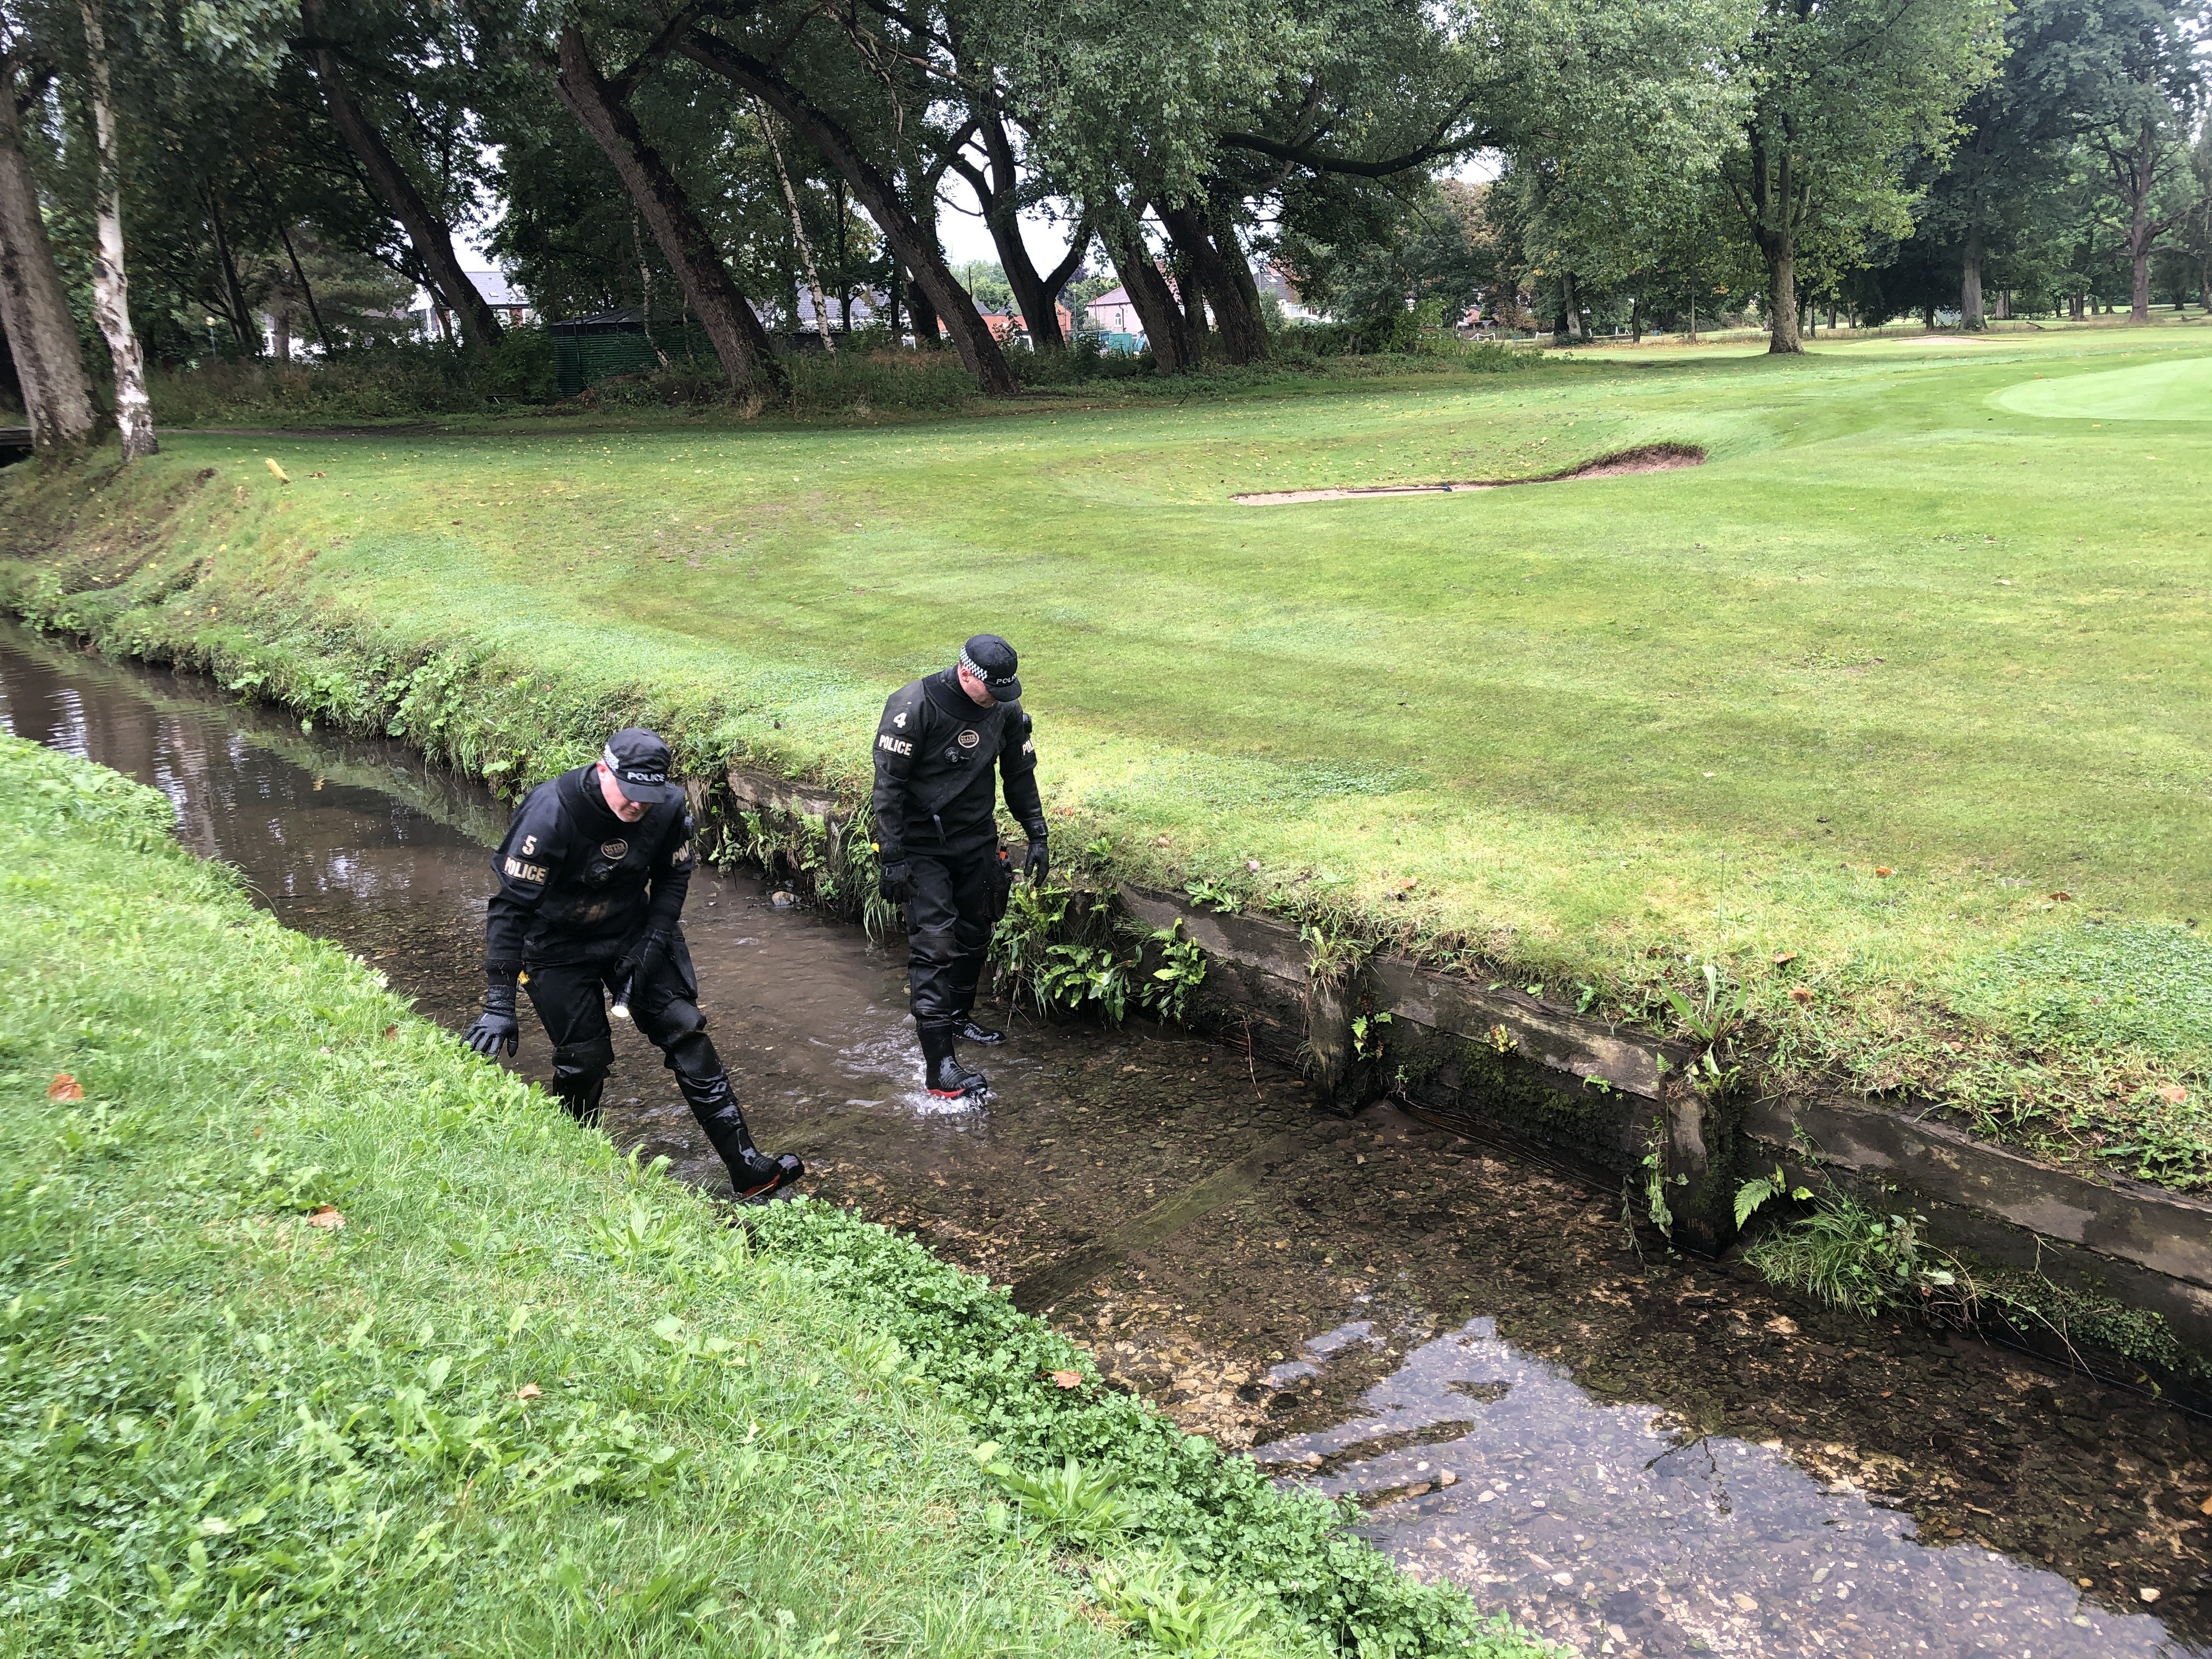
[677,1071,804,1200]
[918,1023,989,1099]
[952,1015,1005,1046]
[552,1070,607,1128]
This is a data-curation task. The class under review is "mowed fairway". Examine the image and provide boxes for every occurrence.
[43,326,2212,1152]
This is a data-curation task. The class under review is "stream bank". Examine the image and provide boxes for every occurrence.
[5,623,2207,1658]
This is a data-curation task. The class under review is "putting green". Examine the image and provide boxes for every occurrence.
[1994,353,2212,420]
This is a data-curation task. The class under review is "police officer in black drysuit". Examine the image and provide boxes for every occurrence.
[464,727,804,1199]
[873,635,1047,1098]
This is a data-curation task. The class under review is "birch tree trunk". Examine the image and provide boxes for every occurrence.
[78,0,154,456]
[0,42,95,454]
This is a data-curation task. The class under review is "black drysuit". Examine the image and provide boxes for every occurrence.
[871,669,1044,1032]
[484,765,720,1121]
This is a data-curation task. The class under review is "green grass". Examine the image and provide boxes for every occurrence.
[0,735,1546,1657]
[5,325,2211,1188]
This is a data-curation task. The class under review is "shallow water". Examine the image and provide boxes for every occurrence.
[5,624,2206,1658]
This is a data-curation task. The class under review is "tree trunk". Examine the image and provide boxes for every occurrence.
[1101,212,1193,373]
[960,112,1066,350]
[2128,120,2154,326]
[1961,229,1985,330]
[204,192,259,352]
[1764,240,1801,353]
[747,94,832,350]
[677,31,1015,396]
[273,217,332,354]
[0,52,95,454]
[1687,291,1697,341]
[77,0,154,458]
[548,27,783,400]
[299,0,501,358]
[1629,295,1641,343]
[1159,198,1266,364]
[905,262,941,343]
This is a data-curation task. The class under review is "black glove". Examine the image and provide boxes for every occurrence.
[616,928,673,987]
[1025,828,1049,888]
[879,860,910,904]
[466,973,519,1058]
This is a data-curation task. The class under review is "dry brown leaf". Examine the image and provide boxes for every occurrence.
[1773,952,1797,967]
[304,1205,346,1230]
[1788,986,1813,1005]
[2159,1084,2190,1106]
[2049,890,2072,902]
[1875,866,1894,877]
[47,1074,83,1101]
[515,1383,543,1400]
[1048,1370,1082,1390]
[383,1025,399,1041]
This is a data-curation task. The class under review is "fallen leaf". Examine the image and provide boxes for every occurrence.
[2199,1493,2212,1516]
[47,1073,83,1101]
[1048,1370,1082,1390]
[2140,1588,2162,1604]
[1875,866,1894,877]
[1773,952,1796,966]
[304,1205,346,1230]
[1788,986,1813,1005]
[515,1383,543,1400]
[2157,1084,2188,1105]
[2049,891,2072,902]
[382,1025,399,1041]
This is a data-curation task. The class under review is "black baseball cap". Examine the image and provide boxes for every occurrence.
[599,727,680,804]
[960,634,1022,703]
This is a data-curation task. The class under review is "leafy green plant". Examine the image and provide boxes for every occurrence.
[1142,920,1209,1023]
[1661,962,1748,1093]
[1299,921,1368,988]
[1089,1553,1267,1657]
[1747,1189,1974,1319]
[1733,1164,1814,1230]
[978,1452,1133,1549]
[1351,1009,1392,1062]
[1036,941,1135,1022]
[1182,877,1242,913]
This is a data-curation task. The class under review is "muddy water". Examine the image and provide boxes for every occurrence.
[5,623,2207,1659]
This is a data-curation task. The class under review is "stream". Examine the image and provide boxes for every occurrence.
[4,621,2207,1659]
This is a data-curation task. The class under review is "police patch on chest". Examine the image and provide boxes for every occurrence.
[600,838,629,861]
[957,728,980,750]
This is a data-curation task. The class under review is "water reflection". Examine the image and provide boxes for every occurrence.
[1258,1317,2195,1656]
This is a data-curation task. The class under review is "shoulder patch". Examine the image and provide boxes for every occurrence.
[878,733,913,757]
[504,856,549,884]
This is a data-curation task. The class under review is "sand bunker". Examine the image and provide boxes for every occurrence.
[1232,443,1706,505]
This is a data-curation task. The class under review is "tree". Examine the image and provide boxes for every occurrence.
[539,18,784,399]
[1718,0,2007,352]
[2079,0,2206,323]
[296,0,503,356]
[674,19,1018,394]
[0,6,94,452]
[75,0,152,456]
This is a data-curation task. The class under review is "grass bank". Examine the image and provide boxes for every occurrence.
[0,735,1543,1656]
[3,326,2210,1194]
